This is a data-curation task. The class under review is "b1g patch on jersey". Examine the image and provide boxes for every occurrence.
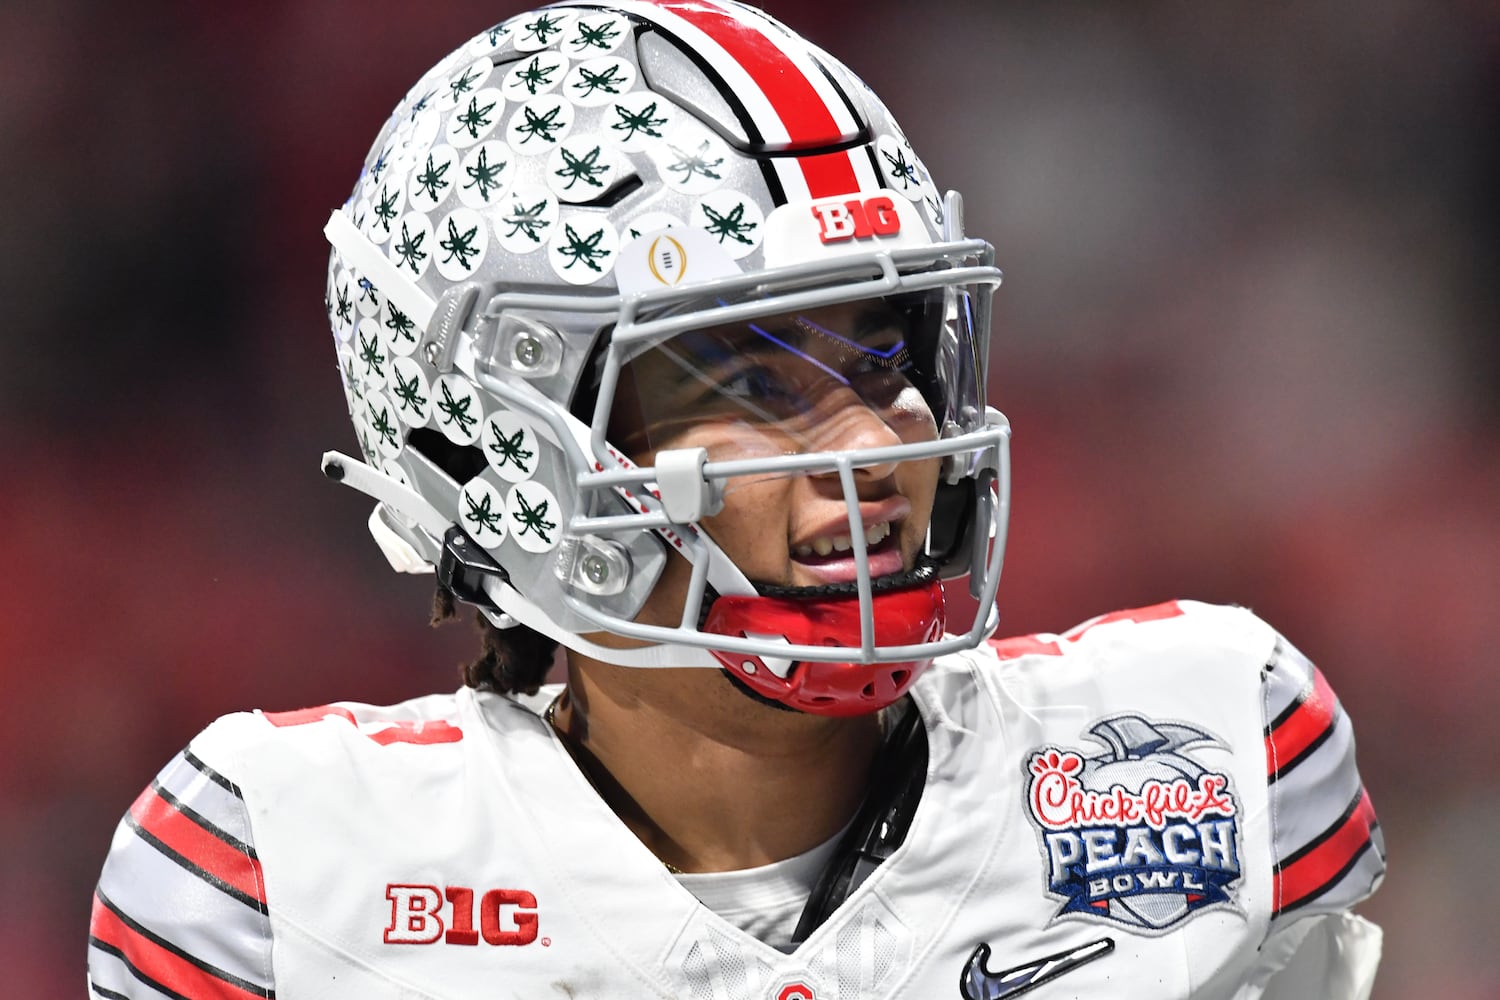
[1023,714,1244,934]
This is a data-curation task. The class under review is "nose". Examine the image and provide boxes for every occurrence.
[809,391,904,480]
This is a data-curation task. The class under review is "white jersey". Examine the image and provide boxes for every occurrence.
[88,600,1385,999]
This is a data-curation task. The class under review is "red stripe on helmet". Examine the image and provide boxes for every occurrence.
[657,0,860,196]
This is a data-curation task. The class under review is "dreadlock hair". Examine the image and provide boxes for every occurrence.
[431,585,559,695]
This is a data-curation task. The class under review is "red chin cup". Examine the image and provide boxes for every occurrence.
[701,579,946,717]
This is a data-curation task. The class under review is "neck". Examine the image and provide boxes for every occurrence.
[551,654,884,873]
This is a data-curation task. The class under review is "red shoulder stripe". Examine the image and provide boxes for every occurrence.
[1272,787,1378,916]
[1063,600,1185,635]
[987,633,1063,659]
[90,892,272,999]
[988,601,1187,659]
[1264,667,1340,780]
[261,704,463,745]
[129,785,266,905]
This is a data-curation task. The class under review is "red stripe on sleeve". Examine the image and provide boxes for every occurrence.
[1264,668,1338,777]
[660,0,859,195]
[130,787,266,904]
[90,895,269,1000]
[1273,788,1377,913]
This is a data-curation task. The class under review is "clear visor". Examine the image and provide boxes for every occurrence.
[606,286,984,498]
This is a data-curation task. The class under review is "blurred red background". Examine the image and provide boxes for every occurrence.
[2,1,1496,996]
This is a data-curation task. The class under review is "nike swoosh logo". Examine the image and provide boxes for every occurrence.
[959,937,1114,1000]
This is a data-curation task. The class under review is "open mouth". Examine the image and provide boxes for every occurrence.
[791,518,895,562]
[788,519,907,584]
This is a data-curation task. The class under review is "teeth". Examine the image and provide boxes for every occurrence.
[793,521,893,560]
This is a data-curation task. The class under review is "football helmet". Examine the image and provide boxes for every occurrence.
[322,0,1010,716]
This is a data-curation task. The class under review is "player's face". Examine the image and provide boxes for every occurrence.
[611,297,941,611]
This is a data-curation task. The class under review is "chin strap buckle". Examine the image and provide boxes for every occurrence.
[437,526,515,626]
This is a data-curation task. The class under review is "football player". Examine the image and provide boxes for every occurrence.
[88,2,1386,998]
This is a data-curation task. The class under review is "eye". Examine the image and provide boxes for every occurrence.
[847,348,914,387]
[720,365,805,403]
[696,363,815,420]
[717,365,768,399]
[851,352,907,377]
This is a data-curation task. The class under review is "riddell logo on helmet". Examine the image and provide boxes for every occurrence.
[810,196,901,244]
[384,884,538,946]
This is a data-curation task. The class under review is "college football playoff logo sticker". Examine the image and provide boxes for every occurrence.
[1024,714,1244,934]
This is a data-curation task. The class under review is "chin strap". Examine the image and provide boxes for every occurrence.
[791,697,929,944]
[324,209,436,331]
[321,450,449,536]
[702,579,946,717]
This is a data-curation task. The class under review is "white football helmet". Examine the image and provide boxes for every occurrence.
[322,0,1010,716]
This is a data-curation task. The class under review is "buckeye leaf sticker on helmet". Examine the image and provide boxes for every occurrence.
[503,52,569,101]
[434,207,489,281]
[483,411,542,483]
[564,13,628,56]
[563,56,637,107]
[507,95,576,151]
[546,138,620,202]
[495,185,559,254]
[389,357,432,428]
[548,217,620,284]
[459,477,509,549]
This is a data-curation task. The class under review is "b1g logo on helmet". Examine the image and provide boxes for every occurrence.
[810,195,900,244]
[1024,714,1243,934]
